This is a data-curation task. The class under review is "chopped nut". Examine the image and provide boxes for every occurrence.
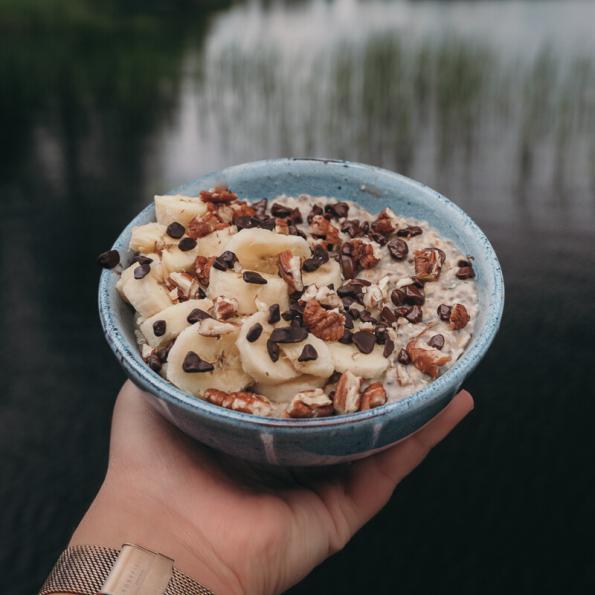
[167,272,198,300]
[414,247,446,282]
[371,208,397,236]
[333,371,362,414]
[231,201,257,222]
[449,303,470,330]
[203,388,234,408]
[310,214,340,247]
[303,299,345,341]
[198,318,237,337]
[287,389,334,418]
[187,212,229,239]
[396,364,413,386]
[406,339,451,379]
[199,186,238,204]
[342,239,380,270]
[194,255,215,286]
[363,284,384,310]
[300,284,342,308]
[360,382,387,410]
[278,250,304,292]
[213,296,239,320]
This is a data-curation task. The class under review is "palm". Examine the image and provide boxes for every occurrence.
[107,382,473,594]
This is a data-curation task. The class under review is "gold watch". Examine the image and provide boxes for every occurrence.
[39,544,214,595]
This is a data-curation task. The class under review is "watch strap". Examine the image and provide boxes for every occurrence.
[39,545,213,595]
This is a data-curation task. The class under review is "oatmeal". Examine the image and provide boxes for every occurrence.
[99,189,478,418]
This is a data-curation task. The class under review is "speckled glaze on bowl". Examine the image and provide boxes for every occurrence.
[98,158,504,466]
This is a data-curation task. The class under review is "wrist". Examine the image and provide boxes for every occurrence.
[69,475,244,595]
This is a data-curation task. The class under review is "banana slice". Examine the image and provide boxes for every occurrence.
[129,223,168,254]
[196,227,237,257]
[255,375,326,402]
[161,244,200,277]
[326,342,389,378]
[154,194,207,227]
[208,269,289,315]
[236,312,300,385]
[225,228,310,273]
[278,335,334,378]
[139,298,213,348]
[116,256,171,317]
[302,258,342,289]
[166,324,252,395]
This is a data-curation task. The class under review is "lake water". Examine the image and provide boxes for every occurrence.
[1,1,594,593]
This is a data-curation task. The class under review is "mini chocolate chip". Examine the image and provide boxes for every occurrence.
[387,238,409,260]
[134,263,151,279]
[324,201,349,219]
[97,249,120,269]
[166,221,185,239]
[246,323,263,342]
[270,326,308,343]
[327,283,335,290]
[252,198,268,215]
[186,308,211,323]
[267,339,280,362]
[281,310,293,321]
[342,296,355,309]
[132,254,154,265]
[147,353,162,372]
[289,207,303,224]
[339,329,353,344]
[383,338,395,358]
[289,225,307,239]
[344,312,354,329]
[243,271,268,284]
[456,266,476,280]
[152,320,166,337]
[349,307,360,320]
[375,327,387,344]
[428,334,445,350]
[327,371,342,384]
[380,306,396,324]
[197,287,206,299]
[337,283,360,297]
[271,203,293,218]
[369,231,388,245]
[353,331,376,354]
[307,204,323,223]
[359,310,376,324]
[157,340,175,362]
[182,351,214,373]
[298,344,318,362]
[458,259,471,267]
[303,258,321,272]
[403,284,425,305]
[406,305,423,323]
[268,303,281,324]
[394,305,412,318]
[313,244,330,263]
[256,216,276,231]
[213,250,237,271]
[437,304,452,321]
[212,258,227,271]
[341,219,362,238]
[391,288,405,306]
[178,237,197,251]
[289,292,304,305]
[340,255,355,279]
[235,216,256,230]
[397,348,411,365]
[397,225,423,238]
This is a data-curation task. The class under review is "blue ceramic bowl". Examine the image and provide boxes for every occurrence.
[99,158,504,466]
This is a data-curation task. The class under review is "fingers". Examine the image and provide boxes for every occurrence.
[344,390,474,531]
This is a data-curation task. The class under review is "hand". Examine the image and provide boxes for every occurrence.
[70,381,473,594]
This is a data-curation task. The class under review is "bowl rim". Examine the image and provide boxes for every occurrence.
[99,158,504,430]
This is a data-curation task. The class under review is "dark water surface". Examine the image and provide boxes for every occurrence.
[2,1,594,593]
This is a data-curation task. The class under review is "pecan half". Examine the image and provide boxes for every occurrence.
[199,186,238,204]
[303,299,345,341]
[449,303,470,330]
[203,389,272,416]
[287,389,334,418]
[187,212,229,239]
[360,382,387,410]
[212,296,239,320]
[333,371,362,414]
[194,255,215,286]
[310,214,340,247]
[406,339,451,379]
[414,247,446,282]
[278,250,304,292]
